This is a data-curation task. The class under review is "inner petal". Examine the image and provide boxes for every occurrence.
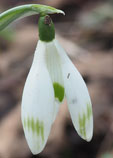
[45,41,65,121]
[45,42,65,102]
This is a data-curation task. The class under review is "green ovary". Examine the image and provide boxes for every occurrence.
[24,117,44,142]
[53,82,64,102]
[38,15,55,42]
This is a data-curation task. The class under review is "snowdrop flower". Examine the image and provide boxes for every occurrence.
[21,15,93,154]
[0,3,93,156]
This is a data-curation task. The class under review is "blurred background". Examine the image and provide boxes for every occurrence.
[0,0,113,158]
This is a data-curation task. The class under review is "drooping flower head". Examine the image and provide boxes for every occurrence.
[0,4,93,155]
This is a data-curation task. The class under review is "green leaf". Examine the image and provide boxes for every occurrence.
[0,4,65,31]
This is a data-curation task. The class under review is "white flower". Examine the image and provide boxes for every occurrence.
[21,38,93,154]
[0,4,93,156]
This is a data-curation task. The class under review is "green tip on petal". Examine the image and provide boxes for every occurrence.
[0,4,65,31]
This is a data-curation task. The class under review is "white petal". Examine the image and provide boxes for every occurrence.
[52,101,60,122]
[21,40,54,154]
[54,39,93,141]
[45,41,65,121]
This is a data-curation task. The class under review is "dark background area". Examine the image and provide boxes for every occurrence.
[0,0,113,158]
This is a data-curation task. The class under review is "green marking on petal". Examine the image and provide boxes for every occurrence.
[35,119,45,142]
[36,119,41,137]
[36,119,40,136]
[83,113,86,137]
[23,117,45,142]
[79,113,86,138]
[31,117,35,133]
[78,102,92,138]
[87,103,92,120]
[27,117,30,131]
[53,82,64,102]
[40,122,44,142]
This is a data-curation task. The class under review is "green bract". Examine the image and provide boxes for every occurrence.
[0,4,65,31]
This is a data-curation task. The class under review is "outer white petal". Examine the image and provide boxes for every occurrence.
[21,40,54,154]
[54,39,93,141]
